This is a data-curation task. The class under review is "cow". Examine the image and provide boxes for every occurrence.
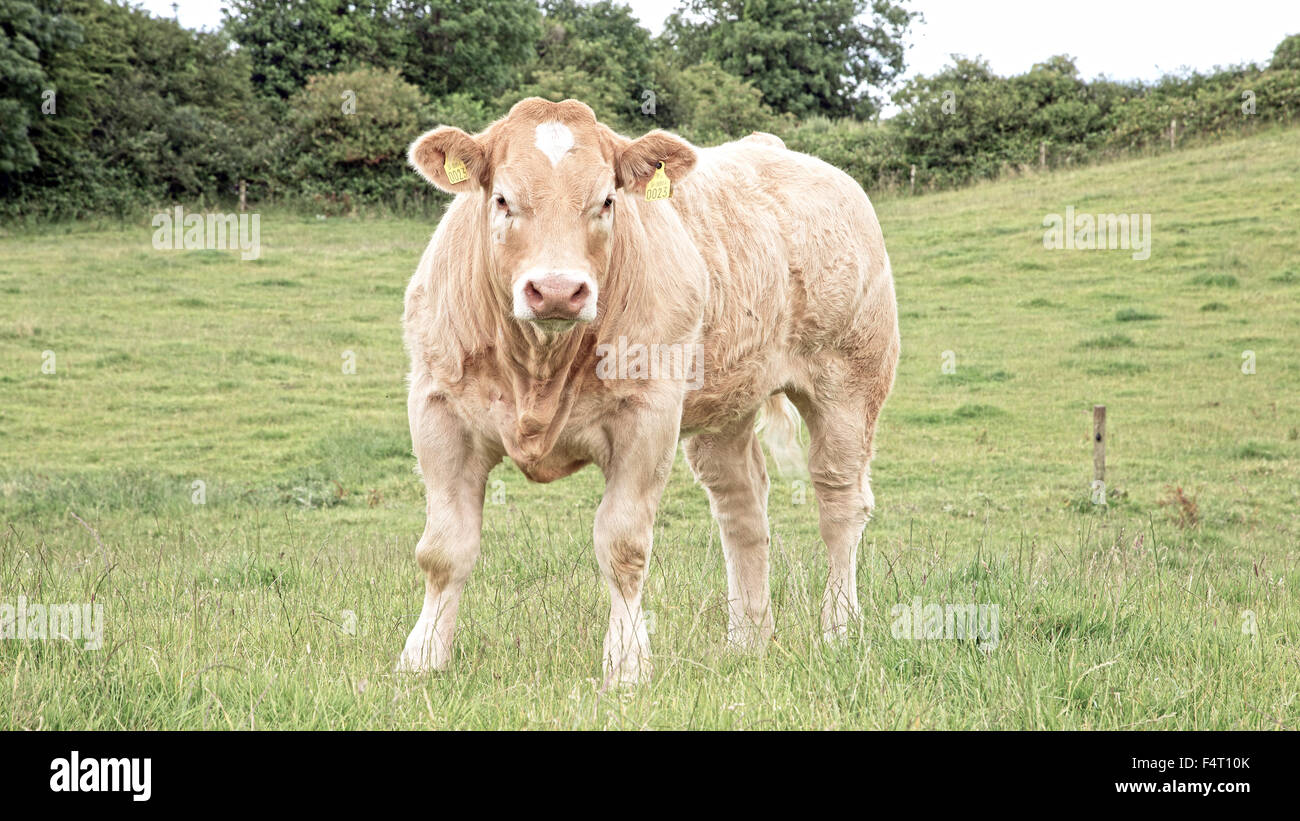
[397,98,899,684]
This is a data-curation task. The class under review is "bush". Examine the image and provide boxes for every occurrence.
[273,67,434,210]
[783,117,907,191]
[1106,65,1300,150]
[426,92,495,134]
[654,62,788,145]
[504,64,633,133]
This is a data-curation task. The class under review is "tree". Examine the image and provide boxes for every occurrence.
[0,0,82,174]
[1013,56,1110,150]
[524,1,655,125]
[3,0,268,217]
[890,56,1027,180]
[1273,33,1300,71]
[395,0,541,102]
[663,0,917,119]
[506,65,630,130]
[652,61,786,144]
[223,0,405,99]
[222,0,542,105]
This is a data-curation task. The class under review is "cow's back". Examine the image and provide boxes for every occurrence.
[673,138,897,429]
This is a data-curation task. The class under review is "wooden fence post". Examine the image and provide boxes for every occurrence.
[1040,140,1046,168]
[1091,404,1107,505]
[1093,404,1106,484]
[909,164,916,194]
[239,179,247,212]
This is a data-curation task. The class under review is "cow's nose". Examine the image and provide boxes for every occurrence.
[522,274,592,321]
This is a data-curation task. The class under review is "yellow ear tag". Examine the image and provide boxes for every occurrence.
[644,161,671,201]
[443,155,468,184]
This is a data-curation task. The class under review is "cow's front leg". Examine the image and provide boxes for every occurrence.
[593,411,679,686]
[396,391,493,673]
[396,507,481,673]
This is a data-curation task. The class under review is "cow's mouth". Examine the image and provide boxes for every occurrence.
[526,317,586,333]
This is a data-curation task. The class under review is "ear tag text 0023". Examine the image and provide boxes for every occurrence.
[444,155,468,185]
[644,161,671,201]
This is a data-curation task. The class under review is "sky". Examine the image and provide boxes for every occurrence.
[142,0,1298,85]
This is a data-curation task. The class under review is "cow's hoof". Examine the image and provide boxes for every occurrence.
[394,651,437,674]
[602,643,652,687]
[726,622,774,653]
[395,620,449,673]
[602,618,652,686]
[394,645,446,674]
[821,615,862,643]
[821,601,861,643]
[603,656,652,688]
[821,625,850,643]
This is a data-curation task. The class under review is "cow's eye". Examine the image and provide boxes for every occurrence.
[494,194,511,214]
[602,196,614,212]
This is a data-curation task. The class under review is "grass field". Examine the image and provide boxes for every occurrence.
[1,127,1298,730]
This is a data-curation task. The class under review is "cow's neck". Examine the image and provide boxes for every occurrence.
[494,320,595,465]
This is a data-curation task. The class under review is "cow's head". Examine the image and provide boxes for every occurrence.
[409,98,695,331]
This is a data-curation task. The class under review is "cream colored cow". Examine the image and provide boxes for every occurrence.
[397,99,899,684]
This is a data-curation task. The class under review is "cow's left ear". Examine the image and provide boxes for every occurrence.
[409,126,490,193]
[615,130,696,195]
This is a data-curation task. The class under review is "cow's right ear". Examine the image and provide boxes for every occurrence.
[409,126,489,193]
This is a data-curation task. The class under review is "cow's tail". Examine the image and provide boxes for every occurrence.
[758,394,807,477]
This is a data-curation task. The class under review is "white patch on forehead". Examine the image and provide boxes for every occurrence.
[534,122,574,167]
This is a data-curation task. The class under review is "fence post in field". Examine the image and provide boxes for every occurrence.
[1040,141,1046,168]
[239,180,247,212]
[1169,119,1177,150]
[1092,404,1107,505]
[909,164,916,193]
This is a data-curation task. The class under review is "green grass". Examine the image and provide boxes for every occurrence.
[1188,273,1240,287]
[2,127,1298,729]
[1076,333,1137,350]
[1114,308,1160,322]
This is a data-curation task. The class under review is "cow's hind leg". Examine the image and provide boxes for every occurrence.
[794,390,884,640]
[685,416,774,649]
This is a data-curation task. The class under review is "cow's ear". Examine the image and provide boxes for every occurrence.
[615,130,696,195]
[409,126,489,193]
